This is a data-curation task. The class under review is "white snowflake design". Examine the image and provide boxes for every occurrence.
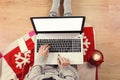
[82,33,91,55]
[15,50,31,69]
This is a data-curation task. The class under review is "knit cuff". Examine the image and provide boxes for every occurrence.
[34,53,47,67]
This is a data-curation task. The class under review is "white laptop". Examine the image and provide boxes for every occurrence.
[30,16,85,64]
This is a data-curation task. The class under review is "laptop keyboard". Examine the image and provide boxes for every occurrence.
[37,39,81,52]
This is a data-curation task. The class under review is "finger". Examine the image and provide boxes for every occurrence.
[44,46,50,55]
[45,45,50,51]
[59,57,67,66]
[62,57,68,63]
[62,57,70,65]
[58,54,63,60]
[57,57,61,65]
[42,44,49,49]
[58,56,63,65]
[66,58,70,63]
[62,57,66,61]
[38,45,45,51]
[44,49,49,56]
[38,46,43,53]
[65,59,70,66]
[63,57,69,62]
[58,55,64,62]
[58,57,65,67]
[57,54,61,65]
[62,57,67,65]
[40,45,44,49]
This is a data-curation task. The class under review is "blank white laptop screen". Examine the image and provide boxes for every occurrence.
[31,17,85,33]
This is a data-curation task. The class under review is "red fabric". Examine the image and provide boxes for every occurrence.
[83,27,95,62]
[4,39,34,80]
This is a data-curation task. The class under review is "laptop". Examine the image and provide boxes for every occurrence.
[30,16,85,64]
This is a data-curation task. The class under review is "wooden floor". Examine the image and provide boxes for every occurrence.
[0,0,120,80]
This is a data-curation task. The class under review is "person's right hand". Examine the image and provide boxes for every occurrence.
[57,54,70,68]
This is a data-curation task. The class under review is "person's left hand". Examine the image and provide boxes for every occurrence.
[38,44,50,57]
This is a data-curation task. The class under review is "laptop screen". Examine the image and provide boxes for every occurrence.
[31,16,85,33]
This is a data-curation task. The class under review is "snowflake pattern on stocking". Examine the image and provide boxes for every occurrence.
[82,33,91,55]
[15,50,31,69]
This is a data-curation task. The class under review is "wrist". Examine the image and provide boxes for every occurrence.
[34,53,47,66]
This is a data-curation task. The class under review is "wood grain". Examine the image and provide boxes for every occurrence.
[0,0,120,80]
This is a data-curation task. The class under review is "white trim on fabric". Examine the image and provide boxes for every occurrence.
[17,38,28,53]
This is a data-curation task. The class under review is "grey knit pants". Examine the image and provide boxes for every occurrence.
[49,0,72,17]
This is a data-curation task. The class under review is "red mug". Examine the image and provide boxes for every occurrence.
[89,50,104,66]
